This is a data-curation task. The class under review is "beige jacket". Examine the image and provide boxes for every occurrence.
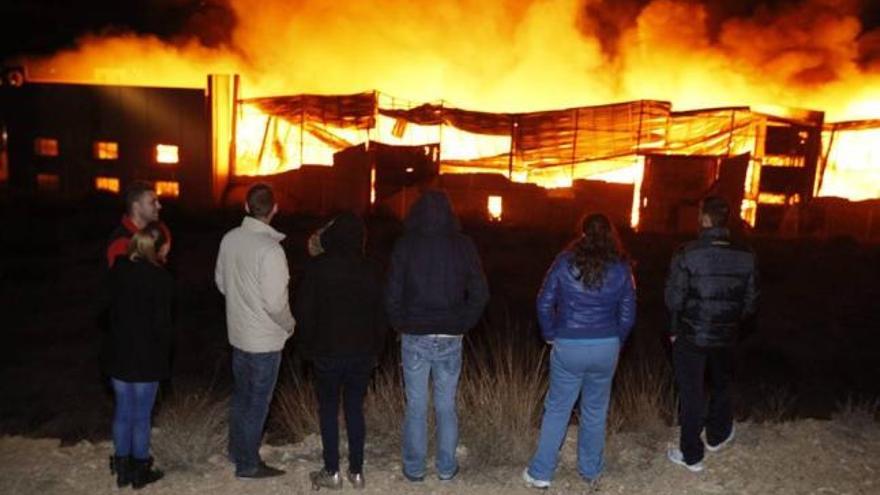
[215,216,295,352]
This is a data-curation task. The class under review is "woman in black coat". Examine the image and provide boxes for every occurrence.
[103,222,172,489]
[295,212,387,490]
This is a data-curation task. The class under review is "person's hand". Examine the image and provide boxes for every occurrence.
[669,334,677,344]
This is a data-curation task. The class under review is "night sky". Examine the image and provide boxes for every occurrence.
[1,0,879,63]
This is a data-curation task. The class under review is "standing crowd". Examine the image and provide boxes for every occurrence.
[100,181,758,490]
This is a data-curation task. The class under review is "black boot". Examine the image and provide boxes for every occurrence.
[109,455,132,488]
[131,457,164,490]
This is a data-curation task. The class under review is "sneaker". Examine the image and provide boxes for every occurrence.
[706,424,736,452]
[347,471,365,490]
[522,468,551,489]
[309,469,342,490]
[236,462,286,480]
[579,473,602,492]
[438,465,459,481]
[402,470,424,483]
[666,448,704,473]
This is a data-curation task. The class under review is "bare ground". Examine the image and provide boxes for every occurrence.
[1,419,877,495]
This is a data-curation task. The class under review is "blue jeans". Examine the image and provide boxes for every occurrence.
[110,378,159,460]
[401,334,463,479]
[229,347,282,475]
[528,338,620,482]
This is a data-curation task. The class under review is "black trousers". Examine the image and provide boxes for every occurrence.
[672,339,734,464]
[313,355,374,474]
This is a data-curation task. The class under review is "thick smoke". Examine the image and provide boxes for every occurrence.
[18,0,880,119]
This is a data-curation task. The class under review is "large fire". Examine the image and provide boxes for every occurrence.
[13,0,880,201]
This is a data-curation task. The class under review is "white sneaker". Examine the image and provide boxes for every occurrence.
[522,468,551,489]
[667,448,704,472]
[706,424,736,452]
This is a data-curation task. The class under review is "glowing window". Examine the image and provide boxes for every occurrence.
[154,181,180,198]
[487,195,503,222]
[155,144,179,164]
[36,173,60,191]
[94,141,119,160]
[34,138,58,157]
[95,176,120,193]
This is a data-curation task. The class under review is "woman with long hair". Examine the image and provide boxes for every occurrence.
[523,213,636,489]
[102,222,172,489]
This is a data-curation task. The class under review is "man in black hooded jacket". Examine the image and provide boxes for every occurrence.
[665,196,759,473]
[386,190,489,482]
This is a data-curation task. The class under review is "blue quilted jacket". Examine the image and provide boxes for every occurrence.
[536,252,636,342]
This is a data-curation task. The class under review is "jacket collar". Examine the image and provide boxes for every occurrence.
[700,226,730,241]
[121,215,139,234]
[242,216,285,241]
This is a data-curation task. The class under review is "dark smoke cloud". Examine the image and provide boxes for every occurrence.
[578,0,879,70]
[0,0,236,61]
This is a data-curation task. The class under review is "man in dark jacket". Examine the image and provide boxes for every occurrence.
[294,212,387,490]
[386,190,489,482]
[664,196,759,472]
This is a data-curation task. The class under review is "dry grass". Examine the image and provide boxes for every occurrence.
[607,356,675,434]
[272,325,677,469]
[459,327,549,466]
[749,385,796,423]
[152,387,228,472]
[273,364,320,443]
[832,396,879,430]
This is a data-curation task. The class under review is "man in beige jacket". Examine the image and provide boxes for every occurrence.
[215,183,295,480]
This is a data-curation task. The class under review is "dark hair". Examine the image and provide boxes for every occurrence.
[124,181,154,214]
[571,214,626,290]
[701,195,730,227]
[246,183,275,218]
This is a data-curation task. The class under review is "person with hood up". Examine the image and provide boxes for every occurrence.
[385,190,489,482]
[295,212,388,490]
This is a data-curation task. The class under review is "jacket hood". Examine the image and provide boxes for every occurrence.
[320,212,364,254]
[404,190,459,235]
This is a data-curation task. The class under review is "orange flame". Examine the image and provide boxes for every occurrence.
[15,0,880,200]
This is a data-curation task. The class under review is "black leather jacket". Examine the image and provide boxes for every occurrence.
[665,227,759,347]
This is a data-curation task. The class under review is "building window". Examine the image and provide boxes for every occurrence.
[487,195,503,222]
[36,173,60,191]
[154,181,180,198]
[94,141,119,160]
[95,176,120,193]
[34,138,59,157]
[155,144,179,164]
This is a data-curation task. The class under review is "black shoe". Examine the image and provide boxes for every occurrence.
[236,462,286,480]
[131,457,164,490]
[109,455,132,488]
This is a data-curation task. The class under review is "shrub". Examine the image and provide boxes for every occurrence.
[152,387,228,471]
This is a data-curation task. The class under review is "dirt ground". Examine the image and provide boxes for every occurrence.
[1,419,877,495]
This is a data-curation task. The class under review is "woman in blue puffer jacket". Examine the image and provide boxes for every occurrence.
[523,213,636,489]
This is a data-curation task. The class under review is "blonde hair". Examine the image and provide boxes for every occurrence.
[127,222,167,265]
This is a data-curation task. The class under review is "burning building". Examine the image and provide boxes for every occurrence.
[1,1,879,238]
[2,72,878,241]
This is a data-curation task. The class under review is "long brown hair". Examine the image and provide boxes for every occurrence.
[571,213,626,290]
